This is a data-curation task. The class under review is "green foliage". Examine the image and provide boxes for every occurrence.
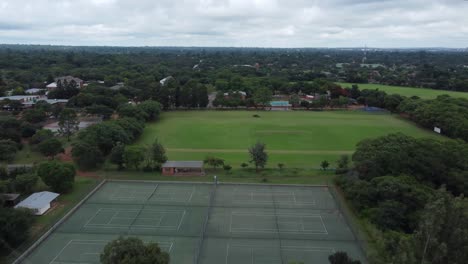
[149,139,167,165]
[14,173,38,194]
[100,237,170,264]
[0,139,18,162]
[0,207,34,252]
[118,104,148,122]
[223,164,232,173]
[204,156,225,169]
[20,122,37,138]
[78,122,131,155]
[22,108,47,124]
[30,129,54,145]
[241,163,248,168]
[37,138,64,157]
[335,155,349,174]
[277,163,285,170]
[253,87,273,107]
[0,117,22,143]
[37,161,76,193]
[110,142,126,170]
[328,251,361,264]
[124,146,145,170]
[58,108,79,141]
[85,104,114,120]
[320,160,329,170]
[353,133,468,196]
[248,141,268,172]
[72,141,104,170]
[137,100,162,121]
[392,188,468,264]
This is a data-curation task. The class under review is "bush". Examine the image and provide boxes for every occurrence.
[0,139,18,162]
[37,138,64,157]
[30,129,54,145]
[14,173,38,194]
[223,164,232,174]
[37,161,76,193]
[241,163,248,168]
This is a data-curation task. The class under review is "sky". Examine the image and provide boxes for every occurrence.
[0,0,467,48]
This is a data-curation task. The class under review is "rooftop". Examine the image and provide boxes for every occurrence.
[162,161,204,168]
[15,191,59,210]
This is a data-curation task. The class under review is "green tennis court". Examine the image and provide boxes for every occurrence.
[19,181,366,264]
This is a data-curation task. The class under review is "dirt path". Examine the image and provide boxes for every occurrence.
[167,148,353,155]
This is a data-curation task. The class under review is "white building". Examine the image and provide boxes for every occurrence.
[15,191,59,215]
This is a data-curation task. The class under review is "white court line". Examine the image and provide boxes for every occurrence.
[188,186,195,202]
[225,243,230,264]
[106,211,119,225]
[177,210,186,231]
[319,215,329,235]
[84,208,103,227]
[49,240,73,264]
[230,228,328,234]
[232,212,321,217]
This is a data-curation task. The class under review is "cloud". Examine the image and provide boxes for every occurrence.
[0,0,467,47]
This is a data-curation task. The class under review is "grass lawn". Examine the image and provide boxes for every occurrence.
[338,82,468,99]
[135,110,442,168]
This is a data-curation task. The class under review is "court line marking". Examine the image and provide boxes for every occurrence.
[225,244,336,264]
[84,208,186,230]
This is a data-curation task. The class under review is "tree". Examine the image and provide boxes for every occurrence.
[320,160,329,170]
[110,142,126,170]
[21,122,36,138]
[137,100,162,121]
[0,140,18,162]
[124,146,145,170]
[204,156,225,169]
[253,87,273,108]
[223,164,232,174]
[37,138,64,158]
[58,108,79,141]
[248,142,268,172]
[72,141,104,170]
[328,251,361,264]
[37,161,76,193]
[336,155,349,174]
[150,139,167,165]
[14,173,38,194]
[289,94,300,107]
[399,188,468,264]
[30,129,54,145]
[100,237,169,264]
[0,207,34,252]
[86,104,114,120]
[22,108,47,124]
[118,104,148,121]
[278,163,285,170]
[241,163,248,169]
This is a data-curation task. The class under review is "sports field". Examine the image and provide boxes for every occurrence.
[19,181,365,264]
[338,82,468,99]
[136,111,440,168]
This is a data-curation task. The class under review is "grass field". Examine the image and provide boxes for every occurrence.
[338,82,468,99]
[135,111,441,168]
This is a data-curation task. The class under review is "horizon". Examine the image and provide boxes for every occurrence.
[1,0,468,48]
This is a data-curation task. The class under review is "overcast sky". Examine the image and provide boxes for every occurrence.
[1,0,467,48]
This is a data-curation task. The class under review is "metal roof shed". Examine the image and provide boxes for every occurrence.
[15,191,59,215]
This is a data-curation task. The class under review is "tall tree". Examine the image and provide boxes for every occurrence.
[253,87,273,108]
[248,141,268,172]
[37,138,64,158]
[100,237,169,264]
[58,108,80,141]
[37,161,76,193]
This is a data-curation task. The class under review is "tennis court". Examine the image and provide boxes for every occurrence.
[18,181,366,264]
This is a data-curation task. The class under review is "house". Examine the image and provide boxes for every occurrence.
[110,82,125,91]
[162,161,205,176]
[0,95,40,110]
[15,191,59,215]
[2,193,20,207]
[46,76,84,90]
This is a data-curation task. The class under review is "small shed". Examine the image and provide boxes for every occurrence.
[2,193,21,207]
[162,161,205,176]
[7,164,34,174]
[15,191,59,215]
